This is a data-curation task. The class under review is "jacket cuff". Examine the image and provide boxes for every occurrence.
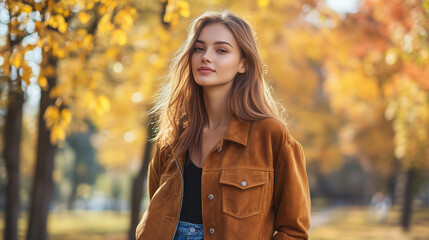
[272,231,307,240]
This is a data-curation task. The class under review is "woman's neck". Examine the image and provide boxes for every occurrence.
[203,86,232,130]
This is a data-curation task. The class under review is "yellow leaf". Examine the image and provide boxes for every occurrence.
[44,105,60,128]
[107,48,117,58]
[76,29,87,36]
[163,12,172,23]
[83,91,95,105]
[9,3,21,15]
[84,0,95,10]
[97,95,110,112]
[98,4,107,15]
[53,3,64,14]
[114,10,133,30]
[78,12,91,24]
[20,4,32,14]
[21,67,32,85]
[82,35,93,50]
[52,44,65,58]
[61,109,72,126]
[63,9,70,17]
[180,8,190,18]
[49,85,65,98]
[127,7,137,16]
[178,1,190,18]
[258,0,270,8]
[111,29,127,46]
[10,52,21,68]
[50,124,66,145]
[98,16,114,33]
[48,16,58,28]
[56,15,68,33]
[171,14,179,28]
[34,2,43,12]
[22,77,31,85]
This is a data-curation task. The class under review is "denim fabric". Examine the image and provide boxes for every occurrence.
[173,221,204,240]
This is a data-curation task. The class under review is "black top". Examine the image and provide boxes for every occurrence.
[179,151,203,224]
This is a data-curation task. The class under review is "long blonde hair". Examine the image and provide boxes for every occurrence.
[151,10,285,157]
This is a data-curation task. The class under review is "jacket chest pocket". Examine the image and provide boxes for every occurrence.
[220,170,268,219]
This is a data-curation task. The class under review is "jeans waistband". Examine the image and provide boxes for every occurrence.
[174,221,204,240]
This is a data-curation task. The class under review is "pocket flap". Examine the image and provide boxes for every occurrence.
[220,170,267,190]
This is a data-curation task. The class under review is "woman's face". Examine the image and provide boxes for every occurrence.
[191,23,245,89]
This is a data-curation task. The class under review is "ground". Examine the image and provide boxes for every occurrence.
[310,205,429,240]
[1,206,428,239]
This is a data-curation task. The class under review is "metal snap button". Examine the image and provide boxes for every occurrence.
[209,228,215,234]
[208,194,214,200]
[189,226,195,233]
[216,146,222,152]
[240,180,247,187]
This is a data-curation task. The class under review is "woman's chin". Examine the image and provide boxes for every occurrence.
[194,79,215,87]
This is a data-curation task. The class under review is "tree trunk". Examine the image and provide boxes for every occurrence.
[3,82,24,240]
[27,59,57,240]
[401,168,416,231]
[130,3,167,239]
[129,121,155,240]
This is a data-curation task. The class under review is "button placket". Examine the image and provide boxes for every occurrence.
[204,142,222,238]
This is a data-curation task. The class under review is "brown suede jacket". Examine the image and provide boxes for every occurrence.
[136,116,311,240]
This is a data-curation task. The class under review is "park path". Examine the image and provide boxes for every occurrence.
[310,207,339,230]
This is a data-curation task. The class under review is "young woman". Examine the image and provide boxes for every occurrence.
[136,11,310,240]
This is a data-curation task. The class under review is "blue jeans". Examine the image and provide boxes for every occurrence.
[173,221,204,240]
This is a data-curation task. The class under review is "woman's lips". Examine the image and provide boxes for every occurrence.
[198,67,215,74]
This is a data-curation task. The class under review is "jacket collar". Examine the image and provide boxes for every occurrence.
[223,115,251,146]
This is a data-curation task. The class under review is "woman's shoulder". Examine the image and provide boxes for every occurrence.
[251,117,298,146]
[153,140,174,161]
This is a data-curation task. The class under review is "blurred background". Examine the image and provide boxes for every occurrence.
[0,0,428,239]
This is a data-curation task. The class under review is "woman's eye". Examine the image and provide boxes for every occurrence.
[194,47,205,52]
[217,49,227,53]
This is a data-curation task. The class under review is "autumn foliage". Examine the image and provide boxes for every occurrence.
[0,0,428,238]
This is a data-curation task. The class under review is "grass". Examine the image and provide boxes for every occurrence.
[310,206,429,240]
[1,206,428,239]
[0,211,129,240]
[48,211,129,240]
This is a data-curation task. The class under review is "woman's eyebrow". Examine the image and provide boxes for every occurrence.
[195,39,233,48]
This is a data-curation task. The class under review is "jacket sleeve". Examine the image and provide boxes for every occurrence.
[147,143,164,200]
[136,143,164,240]
[272,136,311,240]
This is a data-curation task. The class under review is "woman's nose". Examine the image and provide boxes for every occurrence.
[202,50,212,62]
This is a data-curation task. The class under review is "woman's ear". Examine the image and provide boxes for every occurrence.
[238,58,246,73]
